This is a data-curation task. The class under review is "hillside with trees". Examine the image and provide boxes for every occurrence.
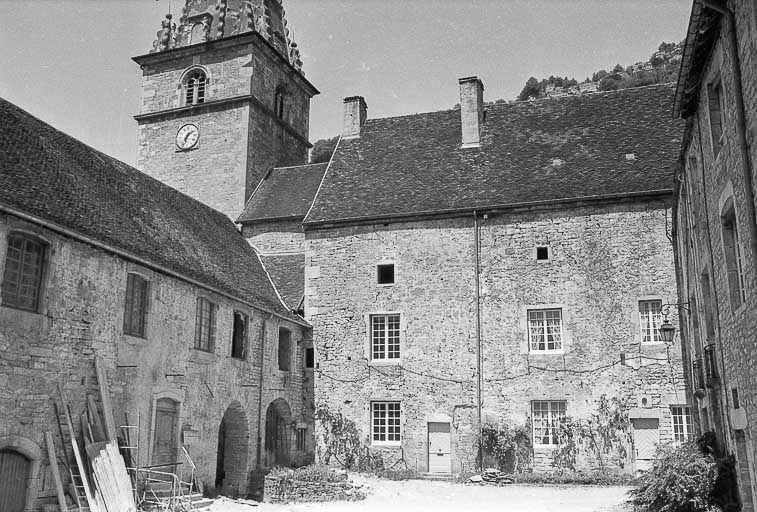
[516,41,682,101]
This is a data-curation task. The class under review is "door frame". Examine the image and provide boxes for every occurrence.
[427,422,452,473]
[0,436,42,512]
[148,388,184,466]
[425,413,453,473]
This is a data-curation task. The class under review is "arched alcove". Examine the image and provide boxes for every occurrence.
[215,401,249,494]
[264,398,293,467]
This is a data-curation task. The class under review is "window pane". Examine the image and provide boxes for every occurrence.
[529,310,561,352]
[2,234,45,311]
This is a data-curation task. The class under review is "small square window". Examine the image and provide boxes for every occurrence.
[305,347,314,369]
[377,264,395,285]
[536,246,549,260]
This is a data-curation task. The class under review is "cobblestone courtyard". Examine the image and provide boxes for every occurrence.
[208,477,633,512]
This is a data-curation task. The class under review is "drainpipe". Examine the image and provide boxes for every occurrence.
[256,313,273,468]
[473,210,483,471]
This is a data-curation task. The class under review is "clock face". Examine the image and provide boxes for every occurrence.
[176,124,199,150]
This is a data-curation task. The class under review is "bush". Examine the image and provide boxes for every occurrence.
[628,441,718,512]
[481,420,533,473]
[515,470,633,486]
[268,465,347,483]
[375,468,418,481]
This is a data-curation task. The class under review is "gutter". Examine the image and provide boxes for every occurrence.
[0,203,310,328]
[473,210,483,471]
[256,312,273,468]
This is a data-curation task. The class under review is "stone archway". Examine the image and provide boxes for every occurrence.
[215,401,249,494]
[0,436,42,512]
[264,398,293,467]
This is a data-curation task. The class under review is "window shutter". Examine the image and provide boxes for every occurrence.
[194,298,201,348]
[209,303,217,352]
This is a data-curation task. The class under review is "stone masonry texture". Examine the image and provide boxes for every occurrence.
[305,199,686,474]
[0,213,313,509]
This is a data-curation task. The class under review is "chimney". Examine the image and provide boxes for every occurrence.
[458,76,484,148]
[343,96,367,138]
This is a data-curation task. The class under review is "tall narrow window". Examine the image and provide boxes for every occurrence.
[700,273,717,339]
[278,327,291,371]
[370,314,401,361]
[671,406,692,442]
[1,233,46,312]
[304,347,314,369]
[194,297,216,351]
[532,401,566,446]
[185,71,207,106]
[371,401,401,445]
[639,300,662,343]
[231,311,248,359]
[721,201,746,309]
[528,309,563,352]
[707,77,725,157]
[274,86,286,119]
[123,273,148,337]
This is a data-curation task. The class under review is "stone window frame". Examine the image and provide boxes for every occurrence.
[376,260,396,287]
[525,306,565,354]
[531,400,567,448]
[1,229,50,314]
[638,298,663,345]
[146,388,184,466]
[277,326,292,371]
[364,311,405,365]
[123,272,150,339]
[670,405,693,443]
[178,65,211,107]
[274,84,287,120]
[370,400,402,446]
[230,310,249,360]
[718,182,747,313]
[534,245,550,262]
[194,296,217,352]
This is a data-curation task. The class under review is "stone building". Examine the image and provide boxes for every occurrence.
[133,0,318,221]
[0,97,313,509]
[243,80,690,474]
[672,0,757,509]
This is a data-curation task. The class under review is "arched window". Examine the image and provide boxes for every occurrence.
[185,70,207,106]
[278,327,291,371]
[1,232,47,312]
[274,86,286,120]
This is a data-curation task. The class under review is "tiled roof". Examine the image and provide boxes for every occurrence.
[260,254,305,310]
[237,163,328,223]
[305,84,683,225]
[0,97,299,321]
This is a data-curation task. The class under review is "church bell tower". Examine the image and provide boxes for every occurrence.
[133,0,318,220]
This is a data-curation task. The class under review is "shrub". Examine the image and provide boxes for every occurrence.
[628,441,718,512]
[481,420,533,473]
[268,464,347,483]
[515,470,633,486]
[375,468,418,481]
[315,404,384,471]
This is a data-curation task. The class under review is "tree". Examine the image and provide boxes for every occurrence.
[517,77,542,101]
[310,136,339,164]
[612,63,624,73]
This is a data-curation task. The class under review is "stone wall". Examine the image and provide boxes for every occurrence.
[674,1,757,509]
[263,471,366,503]
[305,199,686,474]
[135,36,312,220]
[0,213,313,510]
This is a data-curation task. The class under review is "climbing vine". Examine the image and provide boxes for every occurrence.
[551,395,632,471]
[481,419,533,473]
[314,404,384,471]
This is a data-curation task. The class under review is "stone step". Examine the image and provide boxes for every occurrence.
[418,472,456,481]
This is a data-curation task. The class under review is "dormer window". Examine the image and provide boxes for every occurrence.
[185,70,207,106]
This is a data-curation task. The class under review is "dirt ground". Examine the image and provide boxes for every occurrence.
[207,476,633,512]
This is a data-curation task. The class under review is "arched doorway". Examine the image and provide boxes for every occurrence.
[265,399,293,467]
[215,401,249,493]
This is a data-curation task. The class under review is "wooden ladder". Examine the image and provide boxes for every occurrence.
[55,383,97,512]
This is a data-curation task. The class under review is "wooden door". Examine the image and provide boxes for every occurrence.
[428,422,452,473]
[152,398,178,467]
[0,449,30,512]
[632,418,659,473]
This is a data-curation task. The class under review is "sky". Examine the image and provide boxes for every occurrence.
[0,0,692,166]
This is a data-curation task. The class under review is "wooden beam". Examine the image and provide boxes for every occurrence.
[45,431,68,512]
[95,356,117,441]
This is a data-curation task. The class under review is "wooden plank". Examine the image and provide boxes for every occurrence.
[57,382,100,512]
[95,356,117,442]
[45,431,69,512]
[87,395,107,443]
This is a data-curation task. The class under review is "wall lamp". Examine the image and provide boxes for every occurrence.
[658,302,689,343]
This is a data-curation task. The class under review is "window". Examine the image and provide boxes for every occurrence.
[190,22,205,44]
[671,406,692,442]
[123,273,148,337]
[278,327,291,371]
[707,77,725,157]
[1,233,46,312]
[639,300,662,343]
[296,427,307,451]
[528,309,563,352]
[231,311,248,359]
[721,201,746,309]
[536,246,549,260]
[274,86,286,119]
[194,297,216,351]
[370,314,401,361]
[304,347,314,369]
[371,401,401,445]
[377,263,395,285]
[532,401,566,446]
[185,70,207,106]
